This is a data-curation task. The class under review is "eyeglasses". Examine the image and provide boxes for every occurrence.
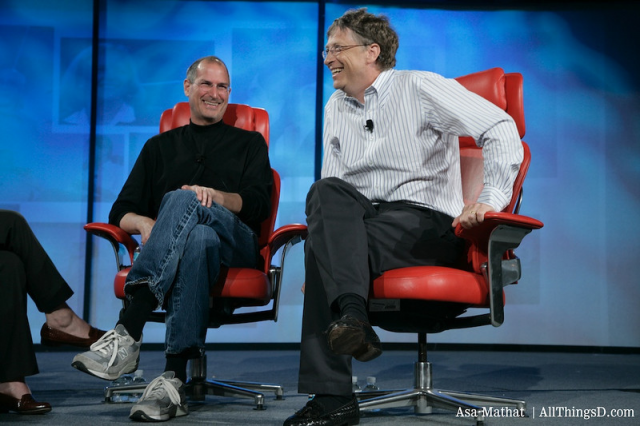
[321,44,368,59]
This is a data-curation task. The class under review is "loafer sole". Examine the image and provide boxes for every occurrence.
[0,406,52,415]
[284,397,360,426]
[0,394,52,415]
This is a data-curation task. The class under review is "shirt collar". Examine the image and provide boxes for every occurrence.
[338,69,396,107]
[355,69,395,106]
[370,69,395,101]
[189,118,226,133]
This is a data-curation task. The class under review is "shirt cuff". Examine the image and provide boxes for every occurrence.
[476,185,510,212]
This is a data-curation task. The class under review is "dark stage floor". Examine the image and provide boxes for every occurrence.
[2,347,639,425]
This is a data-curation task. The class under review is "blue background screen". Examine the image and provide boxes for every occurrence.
[1,0,638,347]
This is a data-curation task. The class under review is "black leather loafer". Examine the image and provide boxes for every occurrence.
[284,397,359,426]
[0,393,51,414]
[326,315,382,362]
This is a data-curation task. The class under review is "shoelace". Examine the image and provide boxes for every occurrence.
[139,376,182,405]
[89,329,125,368]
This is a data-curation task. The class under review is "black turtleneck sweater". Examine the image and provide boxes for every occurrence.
[109,120,273,236]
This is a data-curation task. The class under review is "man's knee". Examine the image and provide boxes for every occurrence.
[308,177,344,195]
[157,190,198,216]
[162,189,196,205]
[0,209,28,232]
[307,177,347,205]
[306,178,364,216]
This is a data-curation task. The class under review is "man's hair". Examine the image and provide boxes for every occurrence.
[186,56,229,83]
[327,8,399,70]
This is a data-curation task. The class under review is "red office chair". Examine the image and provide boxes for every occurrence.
[352,68,544,423]
[84,102,307,409]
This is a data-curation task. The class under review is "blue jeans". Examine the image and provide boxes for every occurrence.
[125,190,259,355]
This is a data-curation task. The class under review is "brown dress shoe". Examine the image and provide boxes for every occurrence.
[40,323,106,348]
[0,393,51,414]
[326,315,382,362]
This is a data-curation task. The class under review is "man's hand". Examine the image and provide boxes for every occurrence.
[181,184,222,208]
[181,184,243,213]
[137,217,156,244]
[119,213,156,244]
[452,202,494,229]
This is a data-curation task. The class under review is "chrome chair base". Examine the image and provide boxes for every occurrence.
[357,361,526,424]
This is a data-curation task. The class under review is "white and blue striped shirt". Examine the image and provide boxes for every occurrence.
[322,69,523,218]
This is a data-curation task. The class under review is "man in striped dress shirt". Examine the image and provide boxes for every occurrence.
[285,8,523,426]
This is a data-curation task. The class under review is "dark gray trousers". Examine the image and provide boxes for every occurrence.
[0,210,73,382]
[298,177,464,395]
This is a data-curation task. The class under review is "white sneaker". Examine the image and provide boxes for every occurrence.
[129,372,188,422]
[71,324,141,380]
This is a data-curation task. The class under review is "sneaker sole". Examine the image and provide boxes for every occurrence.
[130,409,171,422]
[130,404,188,422]
[71,358,139,381]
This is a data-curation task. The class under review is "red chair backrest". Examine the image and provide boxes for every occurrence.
[159,102,278,249]
[454,68,529,215]
[159,102,270,146]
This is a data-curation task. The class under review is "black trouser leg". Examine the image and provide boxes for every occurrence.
[0,251,39,382]
[298,246,353,396]
[0,210,75,382]
[298,178,464,395]
[0,210,73,313]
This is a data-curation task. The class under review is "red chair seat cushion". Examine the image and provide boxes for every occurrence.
[114,267,272,304]
[212,268,272,303]
[371,266,491,307]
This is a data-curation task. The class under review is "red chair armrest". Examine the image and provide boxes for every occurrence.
[455,212,543,243]
[258,223,308,272]
[454,212,543,326]
[455,212,542,275]
[267,224,308,254]
[84,222,139,264]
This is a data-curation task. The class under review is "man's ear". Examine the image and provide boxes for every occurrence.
[367,43,381,65]
[183,78,191,96]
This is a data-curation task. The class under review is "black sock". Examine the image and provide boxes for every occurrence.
[336,293,368,322]
[165,354,189,384]
[117,285,157,341]
[312,394,353,413]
